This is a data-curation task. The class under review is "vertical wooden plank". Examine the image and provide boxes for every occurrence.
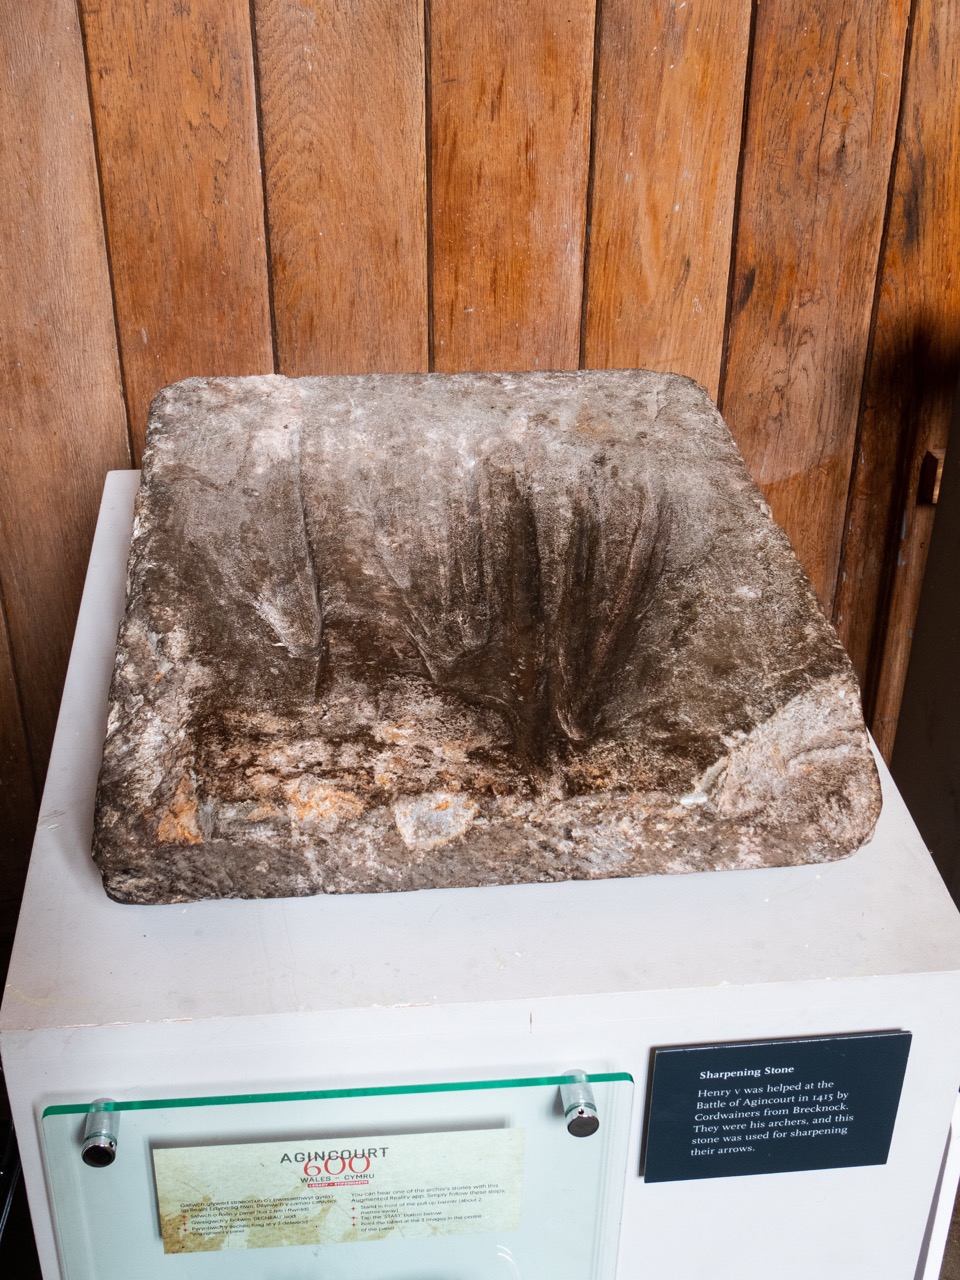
[583,0,752,399]
[431,0,596,372]
[255,0,428,375]
[834,0,960,759]
[721,0,909,606]
[80,0,274,452]
[0,608,37,899]
[0,0,129,781]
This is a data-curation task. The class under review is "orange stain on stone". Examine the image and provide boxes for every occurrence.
[285,778,365,825]
[157,776,203,845]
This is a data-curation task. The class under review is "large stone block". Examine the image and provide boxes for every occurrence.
[94,371,880,903]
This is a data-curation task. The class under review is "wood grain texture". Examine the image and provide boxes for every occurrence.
[720,0,910,606]
[431,0,596,372]
[835,0,960,758]
[255,0,428,375]
[80,0,274,452]
[0,0,129,786]
[0,607,36,897]
[583,0,752,399]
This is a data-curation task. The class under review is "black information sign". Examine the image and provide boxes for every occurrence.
[643,1031,911,1183]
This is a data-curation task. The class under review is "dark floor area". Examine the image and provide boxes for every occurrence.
[1,900,42,1276]
[1,1172,42,1279]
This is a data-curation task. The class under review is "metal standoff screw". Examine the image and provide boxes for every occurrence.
[560,1070,600,1137]
[81,1100,119,1168]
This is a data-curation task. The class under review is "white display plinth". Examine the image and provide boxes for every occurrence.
[3,471,960,1279]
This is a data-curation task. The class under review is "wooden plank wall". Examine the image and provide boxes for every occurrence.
[2,0,958,894]
[255,0,429,375]
[834,0,960,759]
[722,0,909,604]
[584,0,752,399]
[0,0,130,902]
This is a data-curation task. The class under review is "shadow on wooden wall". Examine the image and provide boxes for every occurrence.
[839,323,960,754]
[1,0,959,900]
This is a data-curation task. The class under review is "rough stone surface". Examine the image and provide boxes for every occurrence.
[94,371,881,904]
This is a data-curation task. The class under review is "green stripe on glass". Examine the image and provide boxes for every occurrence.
[42,1072,633,1118]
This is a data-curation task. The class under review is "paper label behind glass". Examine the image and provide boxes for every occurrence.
[153,1128,525,1253]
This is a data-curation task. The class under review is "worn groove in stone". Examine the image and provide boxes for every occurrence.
[94,370,881,904]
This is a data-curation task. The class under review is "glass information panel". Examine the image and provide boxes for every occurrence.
[42,1072,633,1279]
